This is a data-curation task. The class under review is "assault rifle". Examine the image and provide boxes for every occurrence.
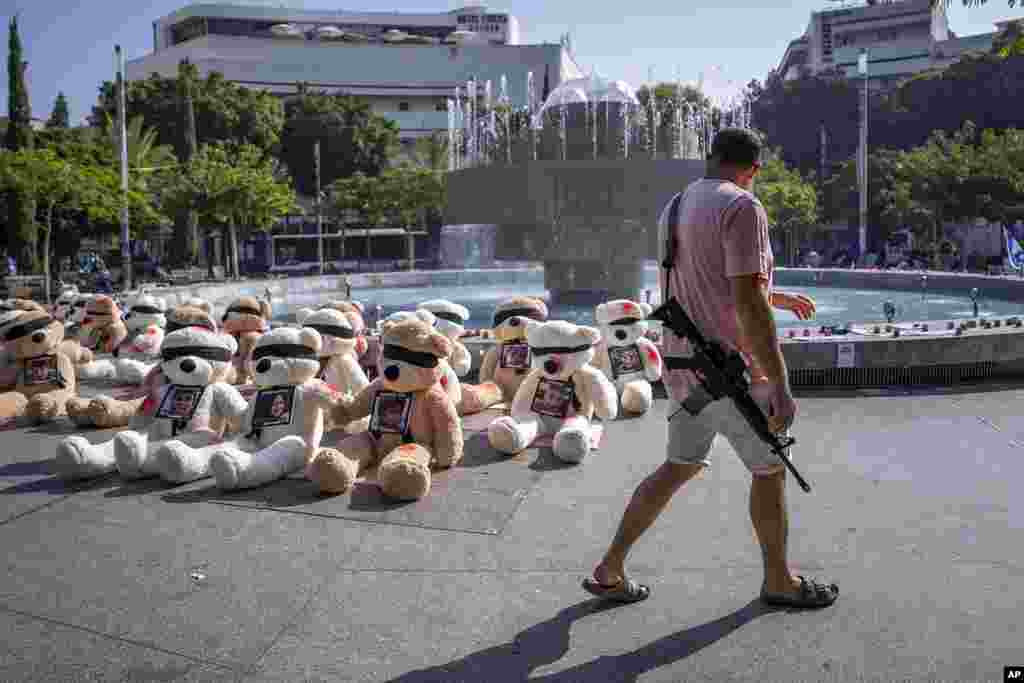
[649,298,812,493]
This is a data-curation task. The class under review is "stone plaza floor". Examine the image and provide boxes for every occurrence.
[0,382,1022,682]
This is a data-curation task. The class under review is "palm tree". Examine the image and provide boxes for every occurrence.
[101,113,177,172]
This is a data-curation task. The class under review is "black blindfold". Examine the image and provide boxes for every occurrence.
[493,308,545,327]
[382,344,439,368]
[307,323,355,339]
[161,346,233,363]
[529,343,592,357]
[251,344,317,362]
[4,316,53,342]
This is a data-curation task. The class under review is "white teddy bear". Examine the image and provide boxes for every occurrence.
[488,320,618,464]
[593,299,663,416]
[52,287,80,322]
[54,326,248,480]
[294,307,370,433]
[179,326,339,490]
[76,294,168,385]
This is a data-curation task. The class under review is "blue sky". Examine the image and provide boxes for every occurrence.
[1,0,1017,125]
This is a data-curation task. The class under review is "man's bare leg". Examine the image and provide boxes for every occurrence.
[749,469,801,595]
[593,461,705,586]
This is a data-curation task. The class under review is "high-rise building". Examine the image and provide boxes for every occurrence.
[777,0,1004,90]
[129,3,584,143]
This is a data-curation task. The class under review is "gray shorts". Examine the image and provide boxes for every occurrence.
[665,391,793,477]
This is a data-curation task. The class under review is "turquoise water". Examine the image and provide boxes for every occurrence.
[280,272,1024,329]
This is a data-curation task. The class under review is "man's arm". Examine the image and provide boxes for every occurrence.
[733,275,789,388]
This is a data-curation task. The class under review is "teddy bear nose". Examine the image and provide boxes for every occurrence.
[179,359,197,373]
[544,358,560,375]
[615,329,627,341]
[32,332,45,344]
[383,365,400,381]
[256,358,272,374]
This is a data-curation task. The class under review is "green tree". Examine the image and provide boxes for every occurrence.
[411,132,449,172]
[47,92,70,129]
[0,149,161,301]
[755,155,819,266]
[159,143,296,278]
[89,66,285,162]
[5,14,35,268]
[279,84,400,197]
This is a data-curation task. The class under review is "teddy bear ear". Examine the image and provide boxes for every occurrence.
[299,327,323,354]
[416,310,436,326]
[156,298,167,312]
[532,298,550,320]
[639,302,653,317]
[350,300,365,314]
[453,303,470,321]
[430,331,452,360]
[576,325,601,345]
[221,333,239,356]
[594,303,608,323]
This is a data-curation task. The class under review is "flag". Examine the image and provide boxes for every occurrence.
[1004,226,1024,270]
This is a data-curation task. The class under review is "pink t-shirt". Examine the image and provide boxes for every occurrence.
[656,178,774,402]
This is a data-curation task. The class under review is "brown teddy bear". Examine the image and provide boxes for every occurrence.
[0,309,77,422]
[307,317,464,501]
[77,295,128,357]
[479,296,549,404]
[295,307,370,432]
[66,304,221,429]
[221,296,272,385]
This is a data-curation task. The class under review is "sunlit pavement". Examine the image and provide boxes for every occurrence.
[0,382,1020,682]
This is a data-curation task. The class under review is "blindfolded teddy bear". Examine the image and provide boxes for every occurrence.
[307,317,463,501]
[221,296,272,385]
[487,320,617,464]
[478,296,549,404]
[0,310,77,423]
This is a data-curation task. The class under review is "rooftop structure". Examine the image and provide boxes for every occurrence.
[131,3,584,141]
[777,0,1002,90]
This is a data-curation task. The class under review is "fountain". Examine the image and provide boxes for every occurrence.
[444,68,753,304]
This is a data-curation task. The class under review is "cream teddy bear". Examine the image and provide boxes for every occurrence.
[417,299,502,416]
[54,326,246,480]
[478,296,549,405]
[0,310,77,422]
[488,320,617,464]
[593,299,663,416]
[76,294,167,385]
[307,317,463,501]
[294,307,370,432]
[189,326,339,490]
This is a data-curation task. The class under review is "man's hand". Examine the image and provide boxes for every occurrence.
[753,381,797,433]
[771,291,817,321]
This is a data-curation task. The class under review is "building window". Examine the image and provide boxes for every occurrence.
[399,102,410,112]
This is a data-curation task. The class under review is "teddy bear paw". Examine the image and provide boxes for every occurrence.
[487,416,529,455]
[26,395,60,423]
[307,448,358,495]
[113,432,154,479]
[552,428,591,464]
[209,450,243,490]
[87,396,129,429]
[156,441,211,484]
[379,457,431,501]
[54,436,116,479]
[65,398,95,428]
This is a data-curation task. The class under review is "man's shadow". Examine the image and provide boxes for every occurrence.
[386,597,776,683]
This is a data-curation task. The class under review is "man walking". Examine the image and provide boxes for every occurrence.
[583,128,839,609]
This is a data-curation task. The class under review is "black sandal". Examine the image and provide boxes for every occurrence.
[582,576,651,603]
[761,575,839,609]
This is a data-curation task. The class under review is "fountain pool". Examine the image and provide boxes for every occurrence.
[275,271,1024,329]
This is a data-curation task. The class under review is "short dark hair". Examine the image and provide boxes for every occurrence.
[709,128,762,168]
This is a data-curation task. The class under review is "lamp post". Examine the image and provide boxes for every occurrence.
[114,45,132,291]
[858,49,869,264]
[314,140,324,276]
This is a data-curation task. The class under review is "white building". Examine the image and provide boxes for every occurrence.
[129,3,584,142]
[777,0,1002,90]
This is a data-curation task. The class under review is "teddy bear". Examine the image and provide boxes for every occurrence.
[63,293,96,341]
[416,299,503,416]
[294,307,370,432]
[478,297,549,404]
[0,309,78,423]
[52,286,80,322]
[0,309,28,389]
[76,295,128,358]
[487,320,618,464]
[75,294,167,385]
[166,326,338,489]
[307,317,463,501]
[54,325,246,480]
[381,310,462,408]
[221,296,272,385]
[65,303,222,430]
[593,299,663,416]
